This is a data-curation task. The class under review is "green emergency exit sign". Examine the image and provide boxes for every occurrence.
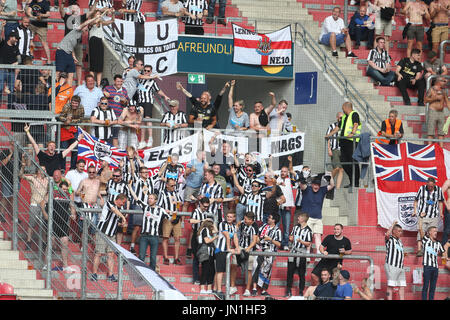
[188,74,205,84]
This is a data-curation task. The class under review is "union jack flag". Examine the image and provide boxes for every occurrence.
[372,142,447,193]
[77,128,127,169]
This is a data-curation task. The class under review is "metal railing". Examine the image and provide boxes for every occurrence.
[0,124,158,299]
[224,250,375,300]
[440,40,449,63]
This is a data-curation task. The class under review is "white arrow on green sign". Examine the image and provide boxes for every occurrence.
[188,74,206,84]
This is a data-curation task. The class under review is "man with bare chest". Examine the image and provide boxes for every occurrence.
[430,0,450,54]
[404,0,431,57]
[374,0,394,51]
[98,158,112,199]
[76,165,104,230]
[118,103,142,150]
[425,77,449,147]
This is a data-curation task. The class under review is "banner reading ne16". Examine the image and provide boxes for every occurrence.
[104,18,178,76]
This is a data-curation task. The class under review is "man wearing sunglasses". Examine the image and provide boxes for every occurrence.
[90,96,118,145]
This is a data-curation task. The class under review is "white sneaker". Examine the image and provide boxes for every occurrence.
[243,289,251,297]
[138,141,147,149]
[147,137,153,148]
[206,290,212,294]
[229,287,238,295]
[200,289,207,294]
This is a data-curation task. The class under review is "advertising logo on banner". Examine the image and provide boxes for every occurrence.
[232,23,292,66]
[104,18,178,76]
[371,142,450,231]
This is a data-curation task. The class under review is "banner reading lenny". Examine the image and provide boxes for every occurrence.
[104,18,178,76]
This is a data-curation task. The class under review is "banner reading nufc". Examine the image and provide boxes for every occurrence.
[104,18,178,76]
[371,142,449,232]
[232,23,292,66]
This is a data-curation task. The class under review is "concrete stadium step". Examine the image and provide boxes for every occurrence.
[14,288,55,300]
[0,259,28,270]
[0,240,12,250]
[0,269,37,280]
[0,278,46,290]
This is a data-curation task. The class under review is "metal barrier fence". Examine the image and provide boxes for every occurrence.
[0,123,158,300]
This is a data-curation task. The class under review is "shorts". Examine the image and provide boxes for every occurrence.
[406,25,424,42]
[375,13,393,36]
[55,49,76,74]
[427,109,445,136]
[95,234,116,254]
[132,213,143,227]
[184,185,200,202]
[331,149,342,169]
[162,218,182,238]
[118,129,138,150]
[307,217,323,235]
[140,102,153,118]
[385,263,406,287]
[215,251,229,273]
[431,25,449,44]
[320,32,346,46]
[29,204,42,228]
[234,247,255,271]
[417,217,440,241]
[29,24,47,42]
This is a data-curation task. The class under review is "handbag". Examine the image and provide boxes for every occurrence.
[380,7,395,21]
[196,243,210,263]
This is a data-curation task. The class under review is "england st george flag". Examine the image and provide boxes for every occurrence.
[232,23,292,66]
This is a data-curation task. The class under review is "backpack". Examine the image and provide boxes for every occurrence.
[380,7,395,21]
[196,243,210,263]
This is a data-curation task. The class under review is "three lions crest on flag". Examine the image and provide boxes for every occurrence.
[232,24,292,66]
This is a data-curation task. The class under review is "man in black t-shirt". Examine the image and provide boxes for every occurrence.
[26,0,51,62]
[262,172,285,223]
[176,81,228,129]
[0,31,20,95]
[311,223,352,286]
[395,48,426,106]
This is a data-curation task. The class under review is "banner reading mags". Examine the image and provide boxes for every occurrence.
[232,23,292,66]
[260,132,304,170]
[104,18,178,76]
[371,142,449,232]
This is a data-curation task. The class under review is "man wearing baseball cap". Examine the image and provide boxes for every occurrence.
[334,269,353,300]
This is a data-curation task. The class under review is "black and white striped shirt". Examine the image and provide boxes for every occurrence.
[90,106,117,140]
[131,173,157,205]
[290,224,312,251]
[326,121,340,151]
[200,181,224,221]
[245,192,265,222]
[157,188,182,212]
[385,235,404,269]
[415,185,444,219]
[123,0,145,23]
[183,0,207,25]
[97,201,122,237]
[238,222,258,250]
[367,48,391,69]
[216,221,237,252]
[191,207,209,233]
[161,111,188,144]
[198,227,215,256]
[157,163,184,193]
[15,25,33,57]
[106,179,130,203]
[89,0,113,8]
[121,157,141,184]
[137,78,160,104]
[257,223,282,252]
[134,198,170,236]
[422,236,444,268]
[80,202,100,222]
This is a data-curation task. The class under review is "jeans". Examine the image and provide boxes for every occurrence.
[279,208,292,247]
[442,207,450,246]
[139,234,159,270]
[366,66,396,86]
[208,0,226,19]
[78,212,98,237]
[422,265,439,300]
[0,70,15,93]
[4,23,19,40]
[236,203,246,223]
[350,26,374,46]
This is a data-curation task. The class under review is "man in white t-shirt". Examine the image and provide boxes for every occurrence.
[277,166,295,251]
[319,7,357,58]
[65,158,88,206]
[161,0,186,17]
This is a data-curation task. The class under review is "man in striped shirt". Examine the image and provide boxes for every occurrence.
[103,75,129,147]
[199,169,224,223]
[160,99,188,144]
[91,193,128,282]
[366,37,395,86]
[238,211,259,297]
[413,177,444,257]
[15,17,34,61]
[183,0,208,35]
[420,226,444,300]
[286,212,312,297]
[385,220,406,300]
[326,113,344,190]
[90,96,118,144]
[119,0,145,23]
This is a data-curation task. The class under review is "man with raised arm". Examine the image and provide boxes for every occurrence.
[403,0,430,58]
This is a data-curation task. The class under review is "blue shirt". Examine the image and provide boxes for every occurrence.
[334,283,353,300]
[186,159,205,188]
[74,84,104,117]
[300,186,328,219]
